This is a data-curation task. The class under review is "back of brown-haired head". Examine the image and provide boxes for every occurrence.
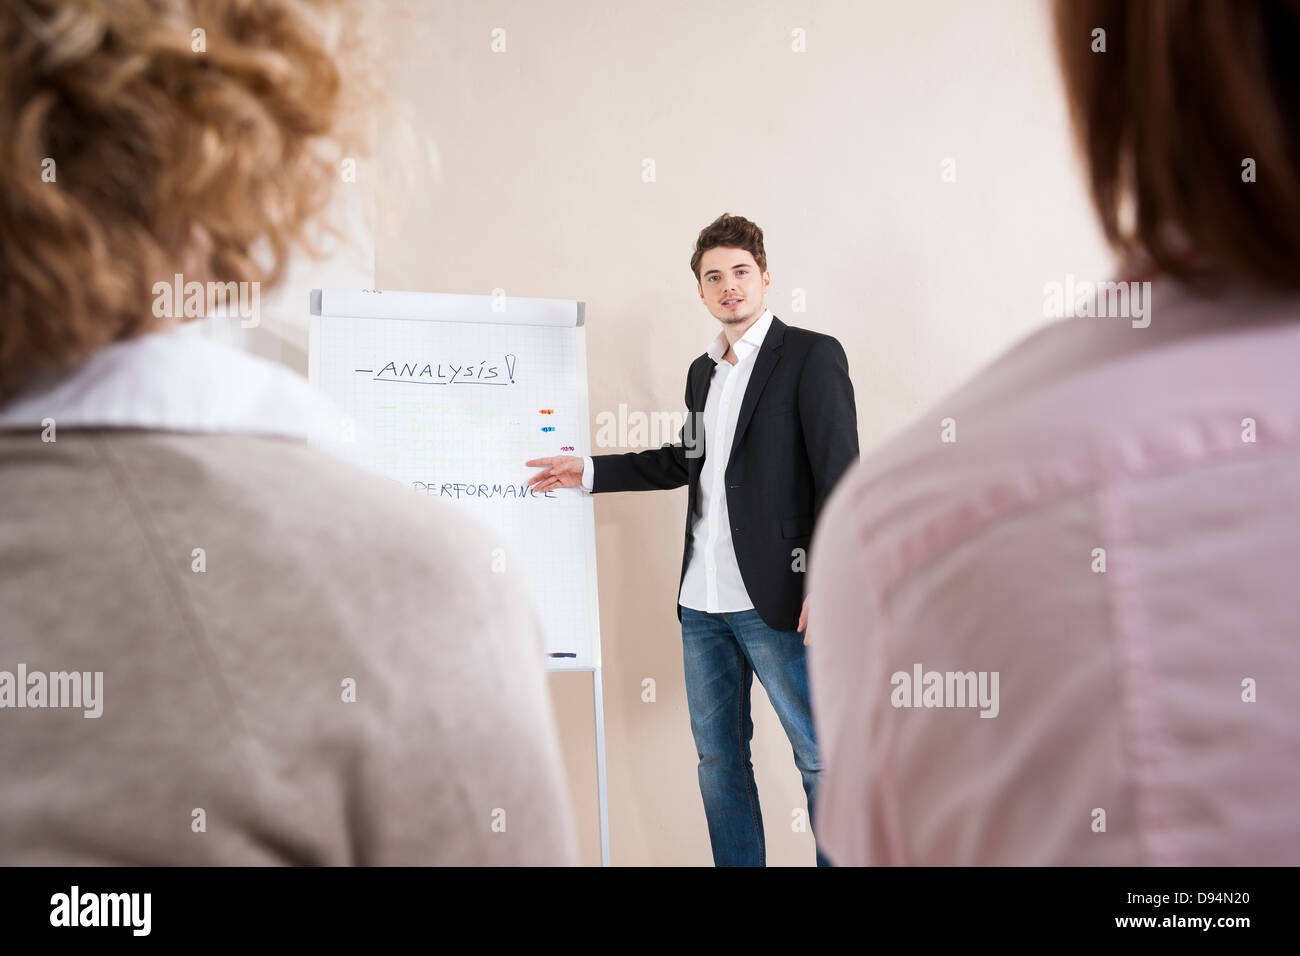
[691,214,768,281]
[1054,0,1300,290]
[0,0,356,400]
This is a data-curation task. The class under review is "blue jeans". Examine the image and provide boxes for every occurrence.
[679,605,832,867]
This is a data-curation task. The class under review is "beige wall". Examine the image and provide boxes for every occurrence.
[364,0,1110,865]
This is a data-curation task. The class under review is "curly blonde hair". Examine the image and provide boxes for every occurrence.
[0,0,360,398]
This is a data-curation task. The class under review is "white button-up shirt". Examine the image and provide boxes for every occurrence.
[583,309,774,613]
[0,322,350,450]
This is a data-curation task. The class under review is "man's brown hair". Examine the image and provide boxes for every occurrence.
[1053,0,1300,289]
[690,213,767,282]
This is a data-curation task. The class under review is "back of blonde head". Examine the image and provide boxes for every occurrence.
[0,0,357,399]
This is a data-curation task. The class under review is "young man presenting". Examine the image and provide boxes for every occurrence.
[526,213,858,866]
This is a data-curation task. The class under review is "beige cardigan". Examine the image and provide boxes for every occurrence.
[0,332,577,865]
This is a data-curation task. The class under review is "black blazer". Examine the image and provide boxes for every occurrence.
[591,315,859,631]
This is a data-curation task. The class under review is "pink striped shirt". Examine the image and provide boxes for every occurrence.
[808,276,1300,865]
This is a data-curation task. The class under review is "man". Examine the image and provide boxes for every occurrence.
[526,213,858,866]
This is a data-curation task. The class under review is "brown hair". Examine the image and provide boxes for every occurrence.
[690,213,767,282]
[1053,0,1300,289]
[0,0,362,398]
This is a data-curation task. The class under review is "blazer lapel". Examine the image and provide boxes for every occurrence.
[687,355,714,480]
[689,353,714,413]
[726,316,785,472]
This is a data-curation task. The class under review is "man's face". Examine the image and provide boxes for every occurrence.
[696,247,769,326]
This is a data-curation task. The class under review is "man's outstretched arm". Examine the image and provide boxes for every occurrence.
[525,367,700,495]
[585,370,700,493]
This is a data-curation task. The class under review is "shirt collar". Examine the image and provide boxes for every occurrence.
[706,308,774,364]
[0,323,351,454]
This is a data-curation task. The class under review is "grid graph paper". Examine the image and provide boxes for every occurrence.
[310,290,599,669]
